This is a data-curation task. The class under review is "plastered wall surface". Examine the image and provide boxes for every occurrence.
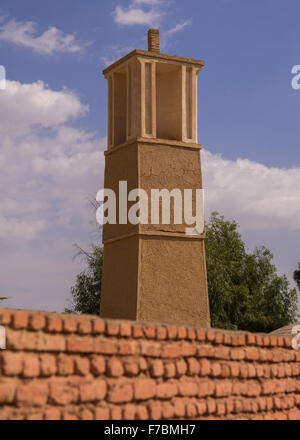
[0,308,299,420]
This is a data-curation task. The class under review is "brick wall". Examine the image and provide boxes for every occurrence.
[0,307,299,420]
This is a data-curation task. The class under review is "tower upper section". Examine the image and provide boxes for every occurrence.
[103,29,205,148]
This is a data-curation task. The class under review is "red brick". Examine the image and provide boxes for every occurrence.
[181,344,196,357]
[1,352,23,376]
[177,327,187,339]
[187,328,196,340]
[262,380,275,395]
[178,381,198,396]
[157,326,167,340]
[216,402,226,416]
[149,402,162,419]
[164,362,176,378]
[0,382,16,403]
[108,382,133,403]
[92,318,105,334]
[206,399,217,414]
[141,342,161,357]
[161,345,181,359]
[156,382,177,399]
[143,325,156,339]
[74,356,90,376]
[186,402,197,418]
[57,354,74,376]
[246,382,261,397]
[199,358,210,376]
[79,408,94,420]
[107,359,124,377]
[95,407,110,420]
[46,316,62,333]
[246,333,256,345]
[106,321,119,336]
[167,326,177,339]
[62,316,77,333]
[187,358,200,375]
[197,400,207,415]
[67,335,94,353]
[29,314,45,331]
[196,329,206,341]
[215,381,232,397]
[230,348,245,360]
[245,347,259,361]
[80,380,106,402]
[150,360,164,377]
[27,412,43,420]
[36,333,66,352]
[39,354,56,376]
[211,362,222,377]
[77,319,92,334]
[124,361,139,376]
[221,363,231,377]
[136,405,148,420]
[173,398,185,417]
[12,312,28,329]
[119,340,140,355]
[0,309,12,325]
[44,408,61,420]
[215,332,224,344]
[123,404,136,419]
[198,380,215,397]
[94,339,118,354]
[134,379,156,400]
[23,354,40,377]
[90,355,105,375]
[49,383,78,405]
[176,359,187,376]
[17,383,48,406]
[214,346,230,360]
[110,406,122,420]
[206,330,216,342]
[120,322,132,337]
[132,325,144,338]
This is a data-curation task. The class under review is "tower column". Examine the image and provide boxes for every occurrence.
[100,29,210,327]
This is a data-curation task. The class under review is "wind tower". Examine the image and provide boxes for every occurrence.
[100,29,210,327]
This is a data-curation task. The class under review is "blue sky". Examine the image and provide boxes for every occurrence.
[0,0,299,312]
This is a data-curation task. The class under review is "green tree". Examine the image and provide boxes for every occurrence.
[294,263,300,291]
[65,246,103,315]
[68,212,298,332]
[206,212,297,332]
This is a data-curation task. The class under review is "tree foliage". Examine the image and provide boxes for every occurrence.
[294,263,300,291]
[65,246,103,315]
[206,212,297,332]
[67,212,298,332]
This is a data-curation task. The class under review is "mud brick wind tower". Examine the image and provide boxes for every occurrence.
[100,29,210,327]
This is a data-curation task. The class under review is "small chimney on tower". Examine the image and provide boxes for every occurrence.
[147,28,160,53]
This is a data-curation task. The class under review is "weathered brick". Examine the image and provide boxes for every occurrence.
[80,380,106,402]
[0,382,16,403]
[74,356,90,376]
[49,383,78,405]
[17,383,48,406]
[108,383,133,404]
[120,322,132,337]
[67,335,94,353]
[23,354,40,377]
[150,360,164,377]
[12,312,28,329]
[29,314,46,331]
[178,381,198,397]
[106,321,119,336]
[40,354,57,376]
[95,407,110,420]
[57,354,74,376]
[106,358,124,377]
[46,316,62,333]
[156,382,177,399]
[90,355,106,375]
[134,379,156,400]
[1,352,23,376]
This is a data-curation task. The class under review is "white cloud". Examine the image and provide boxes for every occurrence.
[133,0,163,4]
[202,150,300,230]
[163,20,192,38]
[114,4,162,26]
[0,80,88,135]
[0,18,87,55]
[0,80,105,244]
